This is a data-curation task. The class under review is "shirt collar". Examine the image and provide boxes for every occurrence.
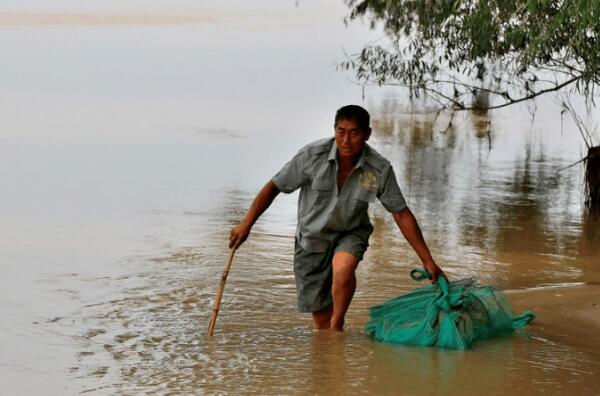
[327,138,368,170]
[355,148,367,169]
[327,139,337,162]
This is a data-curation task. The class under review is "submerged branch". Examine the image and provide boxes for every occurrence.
[555,149,600,176]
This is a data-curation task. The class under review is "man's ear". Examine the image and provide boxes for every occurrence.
[365,127,372,140]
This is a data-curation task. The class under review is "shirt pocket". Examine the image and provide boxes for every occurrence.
[312,178,334,192]
[311,178,334,207]
[343,188,376,224]
[353,187,377,203]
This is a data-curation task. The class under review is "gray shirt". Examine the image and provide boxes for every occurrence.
[272,137,407,252]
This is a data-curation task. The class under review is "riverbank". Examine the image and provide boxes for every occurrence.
[508,283,600,352]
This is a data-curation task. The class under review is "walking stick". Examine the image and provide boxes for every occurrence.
[206,248,237,336]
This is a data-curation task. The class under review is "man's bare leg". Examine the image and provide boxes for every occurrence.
[330,251,358,331]
[312,304,333,329]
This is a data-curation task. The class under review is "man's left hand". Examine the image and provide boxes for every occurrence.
[423,261,447,285]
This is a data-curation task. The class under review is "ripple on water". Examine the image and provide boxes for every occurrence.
[61,175,600,394]
[67,250,600,395]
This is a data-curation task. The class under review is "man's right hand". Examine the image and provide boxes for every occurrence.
[229,220,252,249]
[227,180,281,250]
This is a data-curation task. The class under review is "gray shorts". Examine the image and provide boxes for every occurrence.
[293,233,368,313]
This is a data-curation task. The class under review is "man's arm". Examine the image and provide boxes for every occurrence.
[392,207,447,284]
[229,180,281,249]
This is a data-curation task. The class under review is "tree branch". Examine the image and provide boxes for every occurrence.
[451,76,581,111]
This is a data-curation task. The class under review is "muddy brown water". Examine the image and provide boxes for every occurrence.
[1,2,599,395]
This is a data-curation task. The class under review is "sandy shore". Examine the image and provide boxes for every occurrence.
[508,283,600,352]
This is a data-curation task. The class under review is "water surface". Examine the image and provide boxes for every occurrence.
[1,1,599,394]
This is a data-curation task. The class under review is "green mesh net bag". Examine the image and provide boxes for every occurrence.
[364,269,535,350]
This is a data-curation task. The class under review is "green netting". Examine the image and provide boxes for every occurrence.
[365,269,535,350]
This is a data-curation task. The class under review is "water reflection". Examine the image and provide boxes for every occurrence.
[580,209,600,282]
[368,97,598,288]
[581,208,600,252]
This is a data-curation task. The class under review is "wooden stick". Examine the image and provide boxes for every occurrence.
[206,248,237,336]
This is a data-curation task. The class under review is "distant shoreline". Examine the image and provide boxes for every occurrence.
[0,12,216,27]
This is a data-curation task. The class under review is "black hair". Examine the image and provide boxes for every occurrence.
[334,104,371,131]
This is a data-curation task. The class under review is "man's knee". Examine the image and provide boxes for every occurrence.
[332,251,358,285]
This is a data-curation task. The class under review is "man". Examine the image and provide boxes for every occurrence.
[229,105,446,332]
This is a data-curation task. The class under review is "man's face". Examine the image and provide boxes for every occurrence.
[334,118,371,160]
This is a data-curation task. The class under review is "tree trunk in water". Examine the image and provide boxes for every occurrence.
[585,146,600,209]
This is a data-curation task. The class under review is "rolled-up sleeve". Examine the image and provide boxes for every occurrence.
[377,165,407,213]
[272,147,309,193]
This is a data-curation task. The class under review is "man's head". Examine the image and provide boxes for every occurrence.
[334,105,371,160]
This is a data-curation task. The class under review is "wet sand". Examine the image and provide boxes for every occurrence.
[509,284,600,352]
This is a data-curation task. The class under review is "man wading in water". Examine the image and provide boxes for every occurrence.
[229,105,446,331]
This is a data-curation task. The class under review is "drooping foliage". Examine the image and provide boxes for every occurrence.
[342,0,600,208]
[342,0,600,110]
